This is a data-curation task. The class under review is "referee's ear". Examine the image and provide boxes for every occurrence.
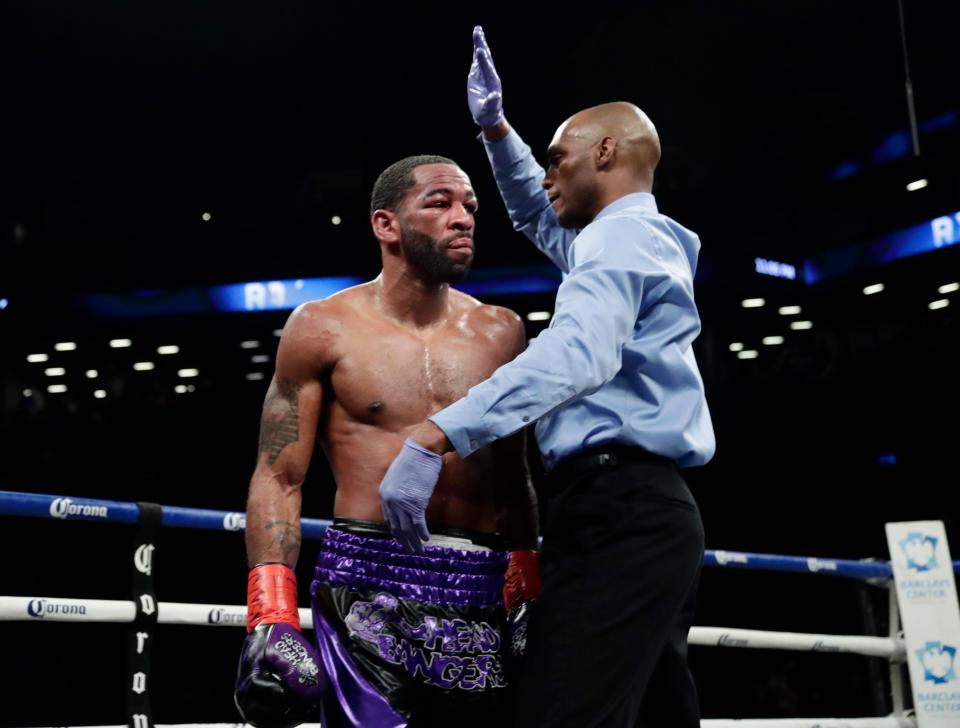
[596,136,617,170]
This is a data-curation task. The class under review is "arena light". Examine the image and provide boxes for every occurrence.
[728,342,744,352]
[938,282,959,295]
[177,368,199,378]
[0,298,8,310]
[863,283,885,296]
[526,311,551,321]
[251,354,270,364]
[93,390,106,399]
[240,340,260,349]
[778,305,802,315]
[790,320,814,330]
[741,298,765,308]
[331,215,342,226]
[245,372,265,381]
[754,257,796,280]
[272,329,284,337]
[54,342,77,351]
[201,212,212,222]
[174,384,188,394]
[157,345,180,355]
[133,362,155,371]
[737,350,759,359]
[47,384,68,394]
[109,338,133,348]
[762,336,784,345]
[22,389,33,397]
[86,369,98,379]
[27,353,49,363]
[905,178,928,192]
[44,367,66,377]
[928,299,950,310]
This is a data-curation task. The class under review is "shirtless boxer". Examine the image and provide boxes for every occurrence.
[233,155,541,728]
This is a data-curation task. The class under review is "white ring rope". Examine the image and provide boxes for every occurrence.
[0,596,906,660]
[690,626,905,661]
[700,720,916,727]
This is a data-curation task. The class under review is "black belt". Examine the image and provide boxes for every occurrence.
[546,445,674,491]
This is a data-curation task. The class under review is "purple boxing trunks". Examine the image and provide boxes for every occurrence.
[310,519,511,728]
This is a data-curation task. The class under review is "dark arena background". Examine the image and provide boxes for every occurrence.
[2,2,959,726]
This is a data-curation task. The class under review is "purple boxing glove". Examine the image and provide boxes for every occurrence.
[235,564,325,728]
[235,623,325,728]
[467,25,504,128]
[379,437,443,553]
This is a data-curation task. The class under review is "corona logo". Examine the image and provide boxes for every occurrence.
[223,512,246,531]
[49,497,108,520]
[208,608,246,626]
[26,599,87,618]
[134,544,155,575]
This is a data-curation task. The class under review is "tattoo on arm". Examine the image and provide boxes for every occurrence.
[259,379,303,466]
[265,519,301,563]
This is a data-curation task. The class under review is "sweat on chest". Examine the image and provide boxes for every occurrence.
[329,340,498,419]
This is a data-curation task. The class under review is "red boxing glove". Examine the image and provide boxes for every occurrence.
[503,550,541,613]
[246,562,301,631]
[503,550,540,665]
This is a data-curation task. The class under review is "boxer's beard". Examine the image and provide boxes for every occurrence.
[399,223,473,284]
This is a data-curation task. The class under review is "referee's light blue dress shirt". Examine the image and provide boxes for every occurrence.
[430,130,715,470]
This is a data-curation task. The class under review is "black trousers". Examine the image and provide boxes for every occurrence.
[514,450,705,728]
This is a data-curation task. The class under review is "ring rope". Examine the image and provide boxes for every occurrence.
[0,596,906,660]
[4,489,955,581]
[700,720,916,727]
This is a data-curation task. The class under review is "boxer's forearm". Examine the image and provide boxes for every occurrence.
[245,468,303,569]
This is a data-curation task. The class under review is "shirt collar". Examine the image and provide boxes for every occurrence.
[594,192,658,222]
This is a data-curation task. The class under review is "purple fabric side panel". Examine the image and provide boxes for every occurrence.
[310,588,407,728]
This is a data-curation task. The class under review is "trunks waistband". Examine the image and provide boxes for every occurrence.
[331,517,505,551]
[316,521,508,609]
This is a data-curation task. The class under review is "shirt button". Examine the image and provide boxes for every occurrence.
[522,416,530,423]
[470,439,479,449]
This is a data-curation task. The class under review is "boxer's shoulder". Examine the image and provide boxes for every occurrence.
[463,298,525,360]
[276,296,357,375]
[450,290,523,336]
[285,287,376,338]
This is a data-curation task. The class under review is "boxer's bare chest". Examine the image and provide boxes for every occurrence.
[327,315,502,426]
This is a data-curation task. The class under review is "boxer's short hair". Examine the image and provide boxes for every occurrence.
[370,155,458,216]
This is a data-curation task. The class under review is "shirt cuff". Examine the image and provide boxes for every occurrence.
[429,397,494,459]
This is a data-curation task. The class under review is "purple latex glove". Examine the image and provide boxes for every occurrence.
[379,437,443,553]
[467,25,504,128]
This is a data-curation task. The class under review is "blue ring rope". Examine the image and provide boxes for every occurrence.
[3,489,957,580]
